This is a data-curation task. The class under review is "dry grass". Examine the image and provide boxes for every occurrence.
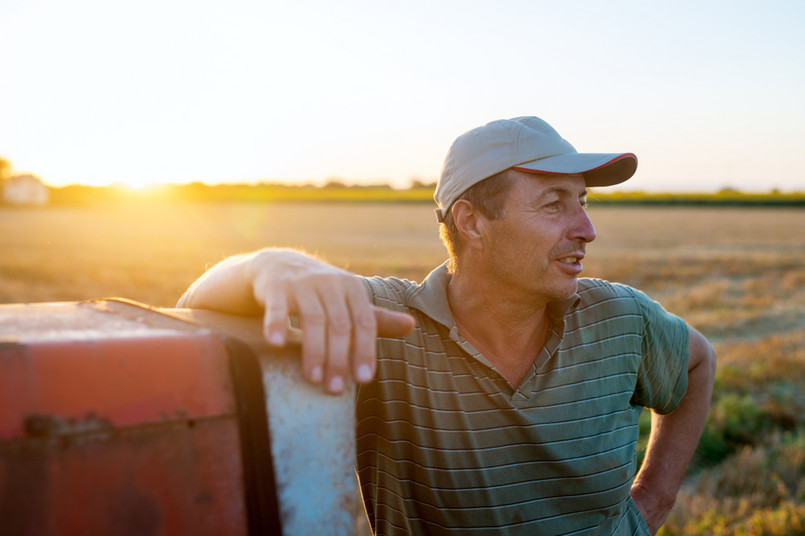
[583,206,805,342]
[5,203,804,314]
[2,201,805,533]
[663,429,805,535]
[0,202,445,307]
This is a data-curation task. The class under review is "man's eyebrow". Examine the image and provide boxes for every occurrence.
[538,186,588,199]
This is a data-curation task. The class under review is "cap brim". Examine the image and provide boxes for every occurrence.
[513,153,637,187]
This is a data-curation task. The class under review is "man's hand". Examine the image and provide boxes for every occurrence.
[248,249,415,394]
[630,482,672,535]
[179,248,415,395]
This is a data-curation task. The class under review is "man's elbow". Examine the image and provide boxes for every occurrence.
[688,326,717,385]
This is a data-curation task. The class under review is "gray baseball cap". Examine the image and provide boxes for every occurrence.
[435,116,637,221]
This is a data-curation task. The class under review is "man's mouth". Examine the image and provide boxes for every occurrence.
[554,252,586,274]
[556,251,585,264]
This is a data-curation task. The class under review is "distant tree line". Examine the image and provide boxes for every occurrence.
[36,181,805,208]
[0,153,801,207]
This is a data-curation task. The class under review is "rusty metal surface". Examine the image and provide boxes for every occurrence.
[0,331,236,440]
[169,308,358,536]
[0,300,358,536]
[0,418,247,536]
[0,299,200,343]
[0,300,247,535]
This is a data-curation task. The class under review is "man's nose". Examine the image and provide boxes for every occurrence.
[570,208,596,243]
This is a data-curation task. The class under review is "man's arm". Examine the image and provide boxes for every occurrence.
[630,325,716,535]
[178,248,415,394]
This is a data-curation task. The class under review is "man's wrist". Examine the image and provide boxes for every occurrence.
[630,481,676,535]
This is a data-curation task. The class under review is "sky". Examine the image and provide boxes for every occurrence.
[1,0,803,192]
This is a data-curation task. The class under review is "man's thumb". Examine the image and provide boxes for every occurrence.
[374,307,416,338]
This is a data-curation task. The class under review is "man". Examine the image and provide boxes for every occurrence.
[179,116,716,535]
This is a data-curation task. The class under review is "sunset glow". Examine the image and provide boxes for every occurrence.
[1,1,804,192]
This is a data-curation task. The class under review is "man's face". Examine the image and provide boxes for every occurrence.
[479,171,596,304]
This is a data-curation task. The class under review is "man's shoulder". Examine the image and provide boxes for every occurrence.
[577,277,642,299]
[361,275,420,309]
[361,263,453,326]
[362,275,419,293]
[574,278,651,315]
[574,278,680,329]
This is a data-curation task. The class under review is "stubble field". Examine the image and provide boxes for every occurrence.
[2,201,804,534]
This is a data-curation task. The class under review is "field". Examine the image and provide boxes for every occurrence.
[2,201,805,534]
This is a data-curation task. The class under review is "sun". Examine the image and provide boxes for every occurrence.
[124,178,150,189]
[114,178,157,190]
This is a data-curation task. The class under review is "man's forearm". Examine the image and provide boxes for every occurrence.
[177,248,416,395]
[177,251,263,315]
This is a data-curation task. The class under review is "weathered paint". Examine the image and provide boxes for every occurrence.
[2,417,247,535]
[261,346,357,534]
[173,308,358,536]
[1,333,235,440]
[0,299,358,536]
[0,300,247,534]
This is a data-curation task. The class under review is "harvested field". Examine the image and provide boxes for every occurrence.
[2,202,804,534]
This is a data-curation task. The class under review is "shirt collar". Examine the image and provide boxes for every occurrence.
[405,261,581,331]
[405,261,455,328]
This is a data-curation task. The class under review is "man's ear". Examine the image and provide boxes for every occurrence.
[452,199,485,249]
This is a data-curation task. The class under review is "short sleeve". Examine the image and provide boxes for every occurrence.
[361,276,414,314]
[626,287,690,413]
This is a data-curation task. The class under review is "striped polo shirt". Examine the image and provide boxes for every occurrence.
[357,263,689,535]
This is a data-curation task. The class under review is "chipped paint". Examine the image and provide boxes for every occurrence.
[1,300,358,535]
[24,412,114,437]
[262,351,357,535]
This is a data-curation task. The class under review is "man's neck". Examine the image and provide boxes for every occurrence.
[447,270,551,388]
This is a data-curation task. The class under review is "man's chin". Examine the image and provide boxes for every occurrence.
[551,278,580,301]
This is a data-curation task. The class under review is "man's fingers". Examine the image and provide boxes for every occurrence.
[257,262,415,395]
[349,306,416,386]
[262,289,289,347]
[319,284,354,395]
[292,285,328,386]
[347,287,379,385]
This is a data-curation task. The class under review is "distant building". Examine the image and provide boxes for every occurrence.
[2,174,49,206]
